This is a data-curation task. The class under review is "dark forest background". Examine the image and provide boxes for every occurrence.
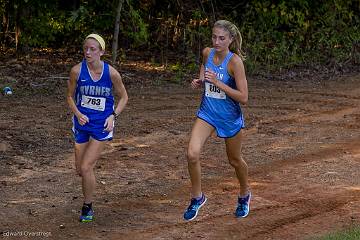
[0,0,359,76]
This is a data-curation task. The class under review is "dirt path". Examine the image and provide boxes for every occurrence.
[1,71,360,240]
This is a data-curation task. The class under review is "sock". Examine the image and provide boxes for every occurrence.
[239,191,250,199]
[195,193,203,201]
[83,202,92,209]
[82,202,92,215]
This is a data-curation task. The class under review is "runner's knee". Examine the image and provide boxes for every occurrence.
[186,147,200,164]
[228,156,243,168]
[80,161,95,175]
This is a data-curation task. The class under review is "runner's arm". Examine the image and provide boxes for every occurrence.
[191,47,211,89]
[110,66,128,117]
[67,64,84,117]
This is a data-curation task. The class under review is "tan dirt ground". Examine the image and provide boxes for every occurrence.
[1,57,360,240]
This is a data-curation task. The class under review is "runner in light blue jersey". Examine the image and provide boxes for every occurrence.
[67,34,128,222]
[184,20,251,221]
[198,47,245,138]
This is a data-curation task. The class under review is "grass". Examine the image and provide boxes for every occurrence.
[312,226,360,240]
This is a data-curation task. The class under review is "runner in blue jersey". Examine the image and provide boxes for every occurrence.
[183,20,251,221]
[67,34,128,222]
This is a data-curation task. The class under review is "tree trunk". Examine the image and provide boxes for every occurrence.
[111,0,125,64]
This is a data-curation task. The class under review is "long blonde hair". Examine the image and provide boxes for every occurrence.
[214,20,246,61]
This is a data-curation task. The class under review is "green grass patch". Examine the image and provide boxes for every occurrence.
[312,226,360,240]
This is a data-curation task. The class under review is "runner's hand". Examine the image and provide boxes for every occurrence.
[204,69,218,86]
[77,114,89,126]
[104,115,115,132]
[191,79,204,89]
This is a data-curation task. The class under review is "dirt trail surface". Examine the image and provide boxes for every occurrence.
[0,57,360,240]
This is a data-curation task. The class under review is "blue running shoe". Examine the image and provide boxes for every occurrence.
[183,194,207,221]
[235,192,251,218]
[80,206,94,222]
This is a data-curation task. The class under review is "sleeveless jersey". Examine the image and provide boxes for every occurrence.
[197,48,245,138]
[73,60,114,131]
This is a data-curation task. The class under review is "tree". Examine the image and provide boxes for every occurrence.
[112,0,124,64]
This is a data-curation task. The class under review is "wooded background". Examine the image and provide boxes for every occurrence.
[1,0,359,74]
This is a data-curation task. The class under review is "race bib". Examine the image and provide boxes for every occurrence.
[205,82,226,99]
[81,95,106,111]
